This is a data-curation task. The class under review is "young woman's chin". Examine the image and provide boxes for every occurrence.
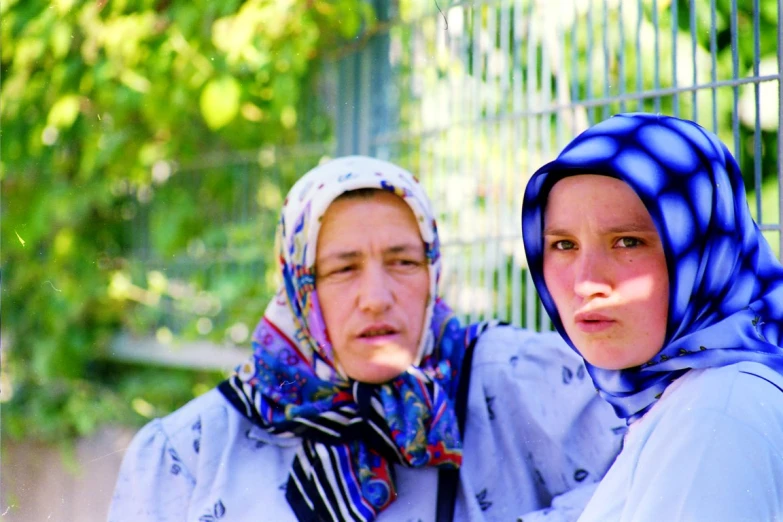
[574,338,658,371]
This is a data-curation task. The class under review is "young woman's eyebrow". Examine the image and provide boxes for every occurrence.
[599,222,657,235]
[543,222,656,236]
[542,227,572,237]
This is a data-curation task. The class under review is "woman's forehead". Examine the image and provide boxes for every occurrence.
[542,175,657,234]
[316,191,424,256]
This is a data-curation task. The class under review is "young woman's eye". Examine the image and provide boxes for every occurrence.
[615,237,643,248]
[552,239,576,250]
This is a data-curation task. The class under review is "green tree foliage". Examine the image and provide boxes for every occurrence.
[1,0,374,442]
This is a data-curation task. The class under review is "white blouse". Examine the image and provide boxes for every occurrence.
[109,327,625,522]
[578,361,783,522]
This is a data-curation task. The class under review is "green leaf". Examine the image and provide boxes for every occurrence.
[47,94,80,129]
[200,76,241,130]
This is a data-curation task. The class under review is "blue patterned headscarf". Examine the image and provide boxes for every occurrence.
[220,156,492,521]
[522,113,783,422]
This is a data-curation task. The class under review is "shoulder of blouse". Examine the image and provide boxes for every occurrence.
[471,324,583,369]
[644,361,783,449]
[663,361,783,408]
[153,388,300,472]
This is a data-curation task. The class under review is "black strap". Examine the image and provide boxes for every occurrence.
[435,335,479,522]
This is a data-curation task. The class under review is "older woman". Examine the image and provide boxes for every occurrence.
[110,156,623,522]
[522,113,783,521]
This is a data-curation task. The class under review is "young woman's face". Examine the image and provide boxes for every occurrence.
[542,175,670,370]
[315,191,430,383]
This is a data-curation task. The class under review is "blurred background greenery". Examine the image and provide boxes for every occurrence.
[1,0,375,445]
[2,0,781,451]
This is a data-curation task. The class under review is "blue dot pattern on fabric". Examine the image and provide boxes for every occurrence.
[521,112,783,421]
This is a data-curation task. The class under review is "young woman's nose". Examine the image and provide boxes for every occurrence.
[357,262,394,312]
[573,248,612,299]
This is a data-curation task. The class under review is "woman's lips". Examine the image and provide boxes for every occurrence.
[575,319,616,333]
[357,325,400,344]
[574,312,616,333]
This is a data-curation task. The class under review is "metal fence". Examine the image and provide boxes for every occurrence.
[329,0,783,331]
[121,0,782,361]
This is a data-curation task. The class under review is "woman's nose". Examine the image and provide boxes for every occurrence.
[573,249,612,298]
[357,263,394,312]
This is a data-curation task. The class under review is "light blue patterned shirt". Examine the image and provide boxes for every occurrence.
[109,327,625,522]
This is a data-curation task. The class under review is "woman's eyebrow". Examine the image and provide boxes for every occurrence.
[385,243,424,255]
[542,227,572,236]
[317,243,424,264]
[599,222,657,234]
[543,222,655,236]
[317,250,362,264]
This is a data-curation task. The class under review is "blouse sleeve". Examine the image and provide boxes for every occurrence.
[108,419,197,522]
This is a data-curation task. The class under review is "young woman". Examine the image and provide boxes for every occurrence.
[109,155,623,521]
[522,113,783,520]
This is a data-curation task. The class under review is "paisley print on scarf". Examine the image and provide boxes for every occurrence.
[219,156,493,521]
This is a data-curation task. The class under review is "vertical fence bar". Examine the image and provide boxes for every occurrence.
[456,5,471,324]
[571,0,579,128]
[369,6,393,159]
[602,0,610,120]
[556,6,566,150]
[353,53,364,154]
[483,4,498,322]
[441,7,454,279]
[671,0,678,116]
[652,0,660,112]
[498,1,511,323]
[710,0,718,132]
[416,17,428,233]
[730,0,740,160]
[619,0,626,112]
[525,1,538,330]
[539,5,552,332]
[636,0,643,111]
[690,0,697,120]
[448,6,463,319]
[337,58,350,155]
[469,4,482,323]
[511,0,524,327]
[779,0,783,260]
[587,0,595,122]
[399,27,410,170]
[753,0,762,223]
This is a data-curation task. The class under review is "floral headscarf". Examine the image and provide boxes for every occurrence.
[220,156,491,521]
[522,113,783,422]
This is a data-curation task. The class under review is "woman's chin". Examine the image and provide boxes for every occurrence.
[345,358,415,384]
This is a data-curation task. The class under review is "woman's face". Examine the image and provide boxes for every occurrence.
[542,175,669,370]
[315,191,430,383]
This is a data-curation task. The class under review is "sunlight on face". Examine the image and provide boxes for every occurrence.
[542,175,669,370]
[315,191,430,383]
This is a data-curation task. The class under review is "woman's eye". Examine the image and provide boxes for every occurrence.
[392,258,422,268]
[615,237,643,248]
[321,265,355,277]
[552,240,575,250]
